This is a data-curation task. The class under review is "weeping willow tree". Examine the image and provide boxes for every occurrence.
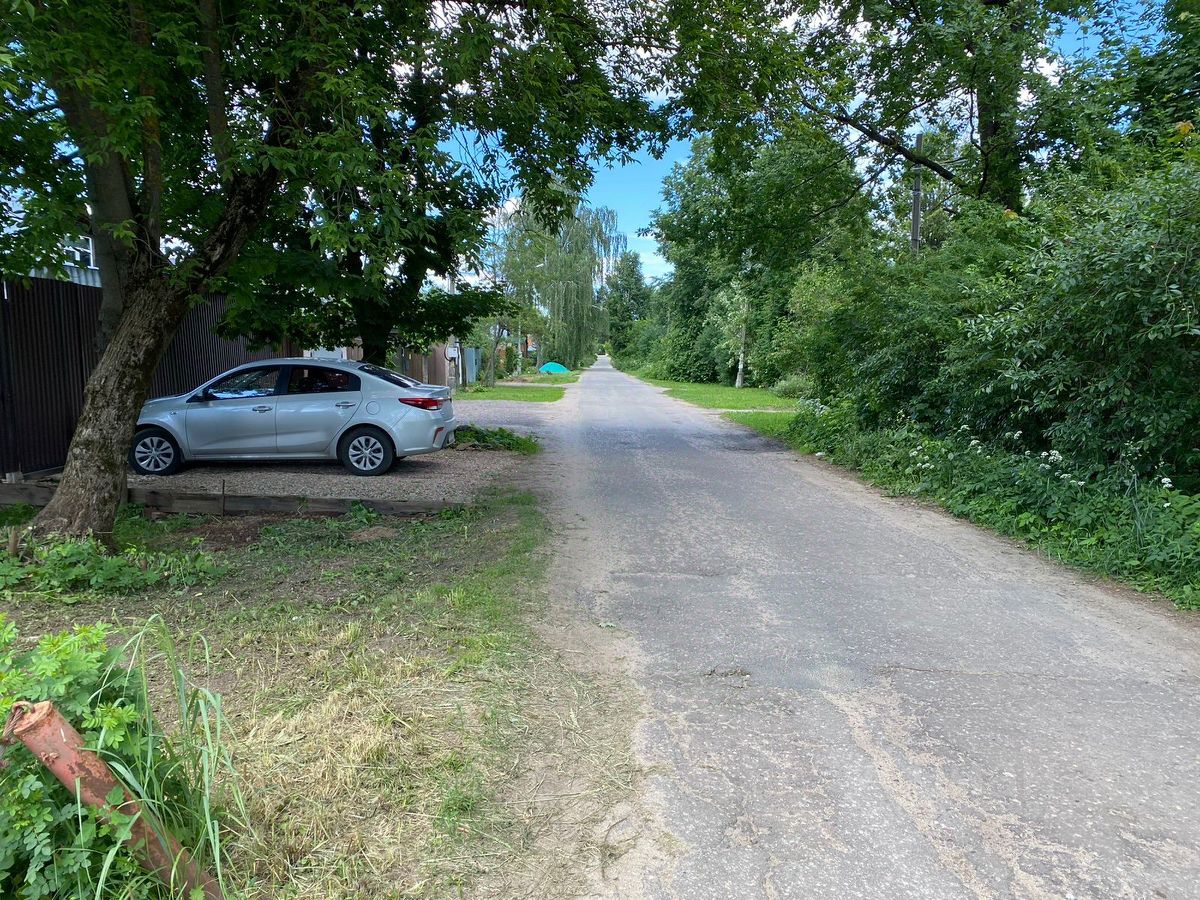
[499,202,625,369]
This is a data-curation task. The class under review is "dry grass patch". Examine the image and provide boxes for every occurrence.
[3,495,638,898]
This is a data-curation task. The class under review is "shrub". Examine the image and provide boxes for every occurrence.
[1,537,219,599]
[0,617,241,898]
[770,373,816,399]
[973,160,1200,480]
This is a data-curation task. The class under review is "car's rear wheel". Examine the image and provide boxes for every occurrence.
[339,427,395,475]
[129,428,183,476]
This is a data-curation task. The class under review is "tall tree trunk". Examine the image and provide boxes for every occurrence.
[36,155,283,537]
[976,13,1025,212]
[348,288,394,366]
[36,271,190,538]
[734,321,747,388]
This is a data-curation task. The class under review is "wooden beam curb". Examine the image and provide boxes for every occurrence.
[0,482,465,518]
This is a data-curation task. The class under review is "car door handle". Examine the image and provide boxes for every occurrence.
[335,401,355,408]
[252,405,272,413]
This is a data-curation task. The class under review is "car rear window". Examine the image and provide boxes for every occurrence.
[358,363,421,389]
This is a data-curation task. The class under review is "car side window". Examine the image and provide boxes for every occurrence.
[207,367,281,400]
[286,367,360,394]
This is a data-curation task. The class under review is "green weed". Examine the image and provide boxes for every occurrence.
[454,425,540,454]
[0,617,243,899]
[2,535,220,600]
[0,504,36,527]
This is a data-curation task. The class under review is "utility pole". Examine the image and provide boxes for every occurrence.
[910,133,924,253]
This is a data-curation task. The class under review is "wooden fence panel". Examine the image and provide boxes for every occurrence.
[0,278,292,475]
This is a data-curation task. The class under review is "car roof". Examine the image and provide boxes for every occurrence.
[227,357,365,371]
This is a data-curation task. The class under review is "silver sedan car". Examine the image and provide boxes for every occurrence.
[129,359,457,476]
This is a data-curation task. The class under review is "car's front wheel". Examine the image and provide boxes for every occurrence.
[129,428,183,476]
[338,427,395,475]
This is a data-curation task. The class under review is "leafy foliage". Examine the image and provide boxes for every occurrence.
[1,537,218,600]
[493,203,625,371]
[604,252,653,361]
[0,618,239,898]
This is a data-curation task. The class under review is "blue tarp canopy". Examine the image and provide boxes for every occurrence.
[539,362,570,374]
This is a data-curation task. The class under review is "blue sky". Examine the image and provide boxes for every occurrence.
[583,139,691,282]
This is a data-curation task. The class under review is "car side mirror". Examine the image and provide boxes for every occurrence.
[190,388,216,403]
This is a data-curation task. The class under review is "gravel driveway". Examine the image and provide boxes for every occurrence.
[127,402,555,504]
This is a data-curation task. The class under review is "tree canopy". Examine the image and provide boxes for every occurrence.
[0,0,733,534]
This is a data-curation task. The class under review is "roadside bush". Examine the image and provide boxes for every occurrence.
[0,617,241,898]
[969,159,1200,480]
[770,373,816,399]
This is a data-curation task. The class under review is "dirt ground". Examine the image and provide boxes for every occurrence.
[126,444,526,505]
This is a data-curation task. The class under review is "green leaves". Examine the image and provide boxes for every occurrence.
[0,617,240,898]
[1,537,219,599]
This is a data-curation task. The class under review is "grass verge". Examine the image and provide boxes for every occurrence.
[458,385,565,402]
[454,425,540,454]
[728,408,1200,608]
[501,371,580,385]
[3,493,631,896]
[636,376,795,410]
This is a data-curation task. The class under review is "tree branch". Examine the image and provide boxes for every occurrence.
[198,0,232,172]
[128,0,163,249]
[49,77,139,350]
[800,97,967,188]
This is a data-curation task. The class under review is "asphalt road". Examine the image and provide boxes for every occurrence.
[472,358,1200,899]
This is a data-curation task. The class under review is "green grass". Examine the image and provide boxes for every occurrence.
[727,407,1200,608]
[501,370,580,384]
[3,492,631,895]
[726,410,795,437]
[0,503,36,527]
[454,425,540,454]
[458,384,565,402]
[639,377,796,410]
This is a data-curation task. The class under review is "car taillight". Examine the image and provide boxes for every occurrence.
[399,397,443,410]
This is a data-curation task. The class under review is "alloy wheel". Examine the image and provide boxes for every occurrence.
[348,434,385,471]
[134,436,174,472]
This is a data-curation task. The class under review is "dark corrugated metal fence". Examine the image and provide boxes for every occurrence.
[0,277,291,475]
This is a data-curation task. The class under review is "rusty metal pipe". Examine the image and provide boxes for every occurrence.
[3,700,223,899]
